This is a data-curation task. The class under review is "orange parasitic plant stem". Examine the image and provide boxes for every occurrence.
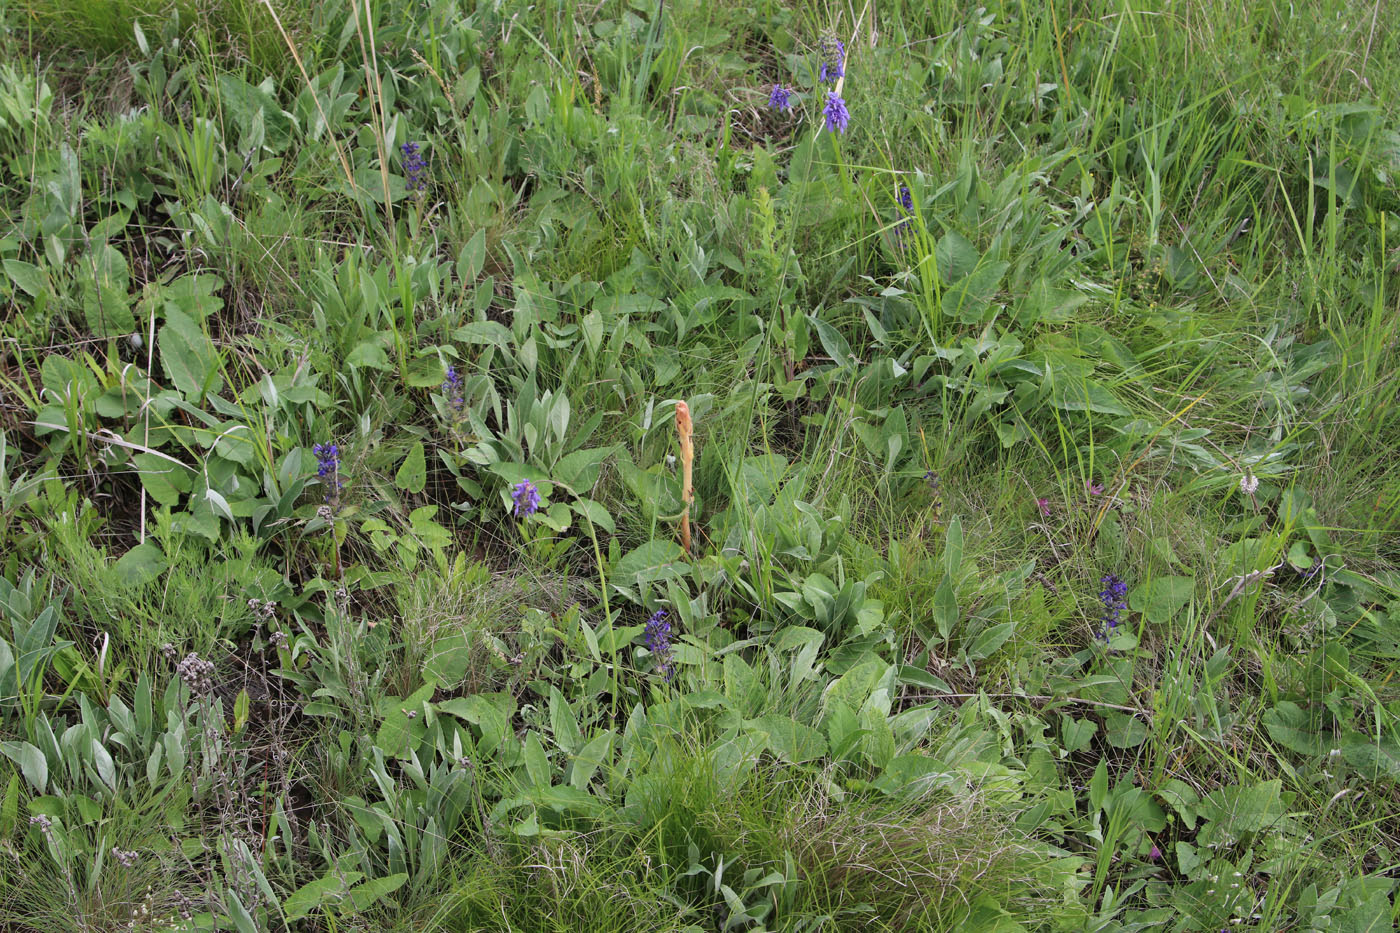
[675,401,694,555]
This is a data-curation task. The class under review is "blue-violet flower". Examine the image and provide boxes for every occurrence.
[313,443,343,500]
[1099,573,1128,638]
[644,609,674,679]
[768,84,793,111]
[442,365,464,411]
[822,92,849,133]
[401,141,427,192]
[511,479,541,518]
[818,36,845,83]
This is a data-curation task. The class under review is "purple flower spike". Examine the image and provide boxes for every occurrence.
[511,479,541,518]
[818,36,845,83]
[644,609,674,679]
[313,442,344,501]
[768,84,793,111]
[1098,574,1129,640]
[401,141,427,192]
[822,92,849,133]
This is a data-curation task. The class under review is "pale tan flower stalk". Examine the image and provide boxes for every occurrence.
[675,401,694,555]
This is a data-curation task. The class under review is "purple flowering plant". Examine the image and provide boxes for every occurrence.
[1098,573,1128,640]
[643,609,674,679]
[823,92,849,133]
[401,141,427,193]
[511,479,541,518]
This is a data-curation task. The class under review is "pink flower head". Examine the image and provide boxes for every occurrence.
[1086,481,1104,496]
[1149,844,1162,861]
[1036,497,1051,517]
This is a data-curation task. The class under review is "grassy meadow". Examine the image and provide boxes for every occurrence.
[1,0,1398,929]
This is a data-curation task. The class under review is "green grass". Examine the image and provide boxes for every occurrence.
[0,0,1398,929]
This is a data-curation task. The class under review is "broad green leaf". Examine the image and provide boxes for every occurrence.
[1340,736,1400,782]
[522,732,550,787]
[934,231,978,281]
[1051,379,1131,416]
[160,307,223,401]
[3,259,48,298]
[548,687,582,755]
[943,515,964,576]
[283,871,363,921]
[945,260,1009,324]
[1129,576,1195,624]
[570,499,615,535]
[0,741,47,793]
[82,244,135,336]
[1334,892,1395,933]
[569,731,613,790]
[133,452,192,506]
[612,540,689,586]
[1059,716,1097,754]
[114,541,166,587]
[967,621,1015,660]
[226,888,259,933]
[342,873,408,915]
[457,228,486,282]
[438,694,515,758]
[555,447,615,491]
[1262,702,1326,756]
[346,339,391,370]
[1197,780,1282,845]
[395,441,427,494]
[453,321,512,349]
[217,74,293,151]
[933,573,958,640]
[723,654,766,719]
[751,714,827,763]
[1103,711,1149,748]
[806,314,855,368]
[374,681,436,758]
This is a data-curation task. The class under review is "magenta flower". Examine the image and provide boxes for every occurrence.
[1036,497,1051,517]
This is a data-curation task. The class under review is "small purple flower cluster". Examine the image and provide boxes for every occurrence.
[924,470,942,509]
[401,141,427,193]
[511,479,541,518]
[822,92,850,133]
[763,33,851,134]
[442,365,465,413]
[313,442,343,501]
[894,184,914,245]
[818,36,845,83]
[1098,574,1128,640]
[643,609,674,679]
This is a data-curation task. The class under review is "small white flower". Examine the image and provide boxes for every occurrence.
[1240,472,1259,495]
